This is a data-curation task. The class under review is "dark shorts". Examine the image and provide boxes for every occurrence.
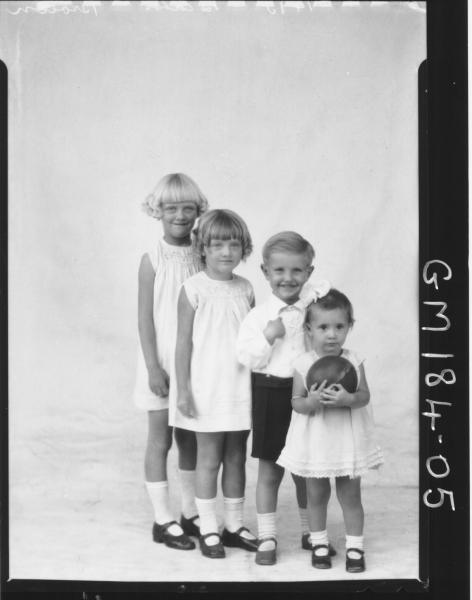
[251,372,293,462]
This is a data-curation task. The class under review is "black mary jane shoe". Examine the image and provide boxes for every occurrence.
[311,544,332,569]
[301,533,337,556]
[221,527,258,552]
[152,521,195,550]
[199,533,225,558]
[255,537,277,566]
[346,548,365,573]
[180,514,200,537]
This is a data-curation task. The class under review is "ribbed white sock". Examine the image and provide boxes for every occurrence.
[257,512,277,551]
[145,481,182,535]
[224,497,256,539]
[223,496,243,532]
[179,469,199,525]
[310,529,329,555]
[195,496,219,546]
[346,534,364,558]
[298,507,309,534]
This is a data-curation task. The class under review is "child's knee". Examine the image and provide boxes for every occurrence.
[307,479,330,504]
[259,464,283,489]
[223,448,246,471]
[198,458,221,479]
[147,433,172,455]
[336,480,361,506]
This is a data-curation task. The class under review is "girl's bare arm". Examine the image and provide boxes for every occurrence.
[138,254,169,396]
[175,286,196,417]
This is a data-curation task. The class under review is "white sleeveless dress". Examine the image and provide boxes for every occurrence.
[277,349,384,478]
[133,238,201,411]
[169,271,254,432]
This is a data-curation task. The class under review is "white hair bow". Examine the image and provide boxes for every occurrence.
[299,279,330,308]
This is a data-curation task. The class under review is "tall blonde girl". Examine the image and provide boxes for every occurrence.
[134,173,208,550]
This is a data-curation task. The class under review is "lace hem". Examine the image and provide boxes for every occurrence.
[277,451,384,479]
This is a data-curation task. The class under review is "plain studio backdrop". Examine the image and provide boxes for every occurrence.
[2,0,425,583]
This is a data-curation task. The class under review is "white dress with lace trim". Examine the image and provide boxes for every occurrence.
[276,349,384,478]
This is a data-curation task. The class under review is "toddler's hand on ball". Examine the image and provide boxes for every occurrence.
[307,380,328,410]
[263,317,286,344]
[320,384,353,407]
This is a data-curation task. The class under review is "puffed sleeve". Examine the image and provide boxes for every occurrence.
[236,308,273,370]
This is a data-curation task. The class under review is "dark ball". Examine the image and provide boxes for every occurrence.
[306,355,358,393]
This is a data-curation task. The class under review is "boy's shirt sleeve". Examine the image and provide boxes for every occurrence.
[236,308,273,369]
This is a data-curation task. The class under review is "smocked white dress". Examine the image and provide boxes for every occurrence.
[133,238,201,411]
[277,349,384,478]
[169,271,254,432]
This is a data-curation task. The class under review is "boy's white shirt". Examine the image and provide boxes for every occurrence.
[236,279,330,378]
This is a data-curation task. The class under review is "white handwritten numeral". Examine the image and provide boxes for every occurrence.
[425,369,456,387]
[426,454,450,479]
[422,399,452,431]
[423,488,455,511]
[422,260,452,290]
[421,302,451,331]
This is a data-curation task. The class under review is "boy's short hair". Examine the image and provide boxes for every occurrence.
[193,208,253,262]
[306,288,355,326]
[262,231,315,265]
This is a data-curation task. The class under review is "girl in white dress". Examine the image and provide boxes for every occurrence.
[134,173,208,551]
[277,289,383,573]
[174,209,258,558]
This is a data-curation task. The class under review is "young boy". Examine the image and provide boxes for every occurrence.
[236,231,332,565]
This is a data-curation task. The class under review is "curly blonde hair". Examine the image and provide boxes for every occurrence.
[142,173,209,219]
[193,209,253,263]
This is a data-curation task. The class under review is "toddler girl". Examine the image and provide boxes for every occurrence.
[277,288,383,572]
[173,209,258,558]
[133,173,208,550]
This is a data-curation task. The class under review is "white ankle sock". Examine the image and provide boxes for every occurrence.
[298,507,309,534]
[346,534,364,558]
[223,497,256,540]
[179,469,199,524]
[195,496,219,546]
[257,512,277,551]
[310,529,329,555]
[145,481,182,536]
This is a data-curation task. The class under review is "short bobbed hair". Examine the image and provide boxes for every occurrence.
[142,173,209,219]
[193,209,253,263]
[262,231,315,266]
[306,288,355,326]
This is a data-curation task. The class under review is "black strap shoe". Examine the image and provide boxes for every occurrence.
[152,521,195,550]
[346,548,365,573]
[301,533,336,555]
[180,514,200,537]
[199,533,225,558]
[255,536,277,565]
[222,527,258,552]
[311,544,332,569]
